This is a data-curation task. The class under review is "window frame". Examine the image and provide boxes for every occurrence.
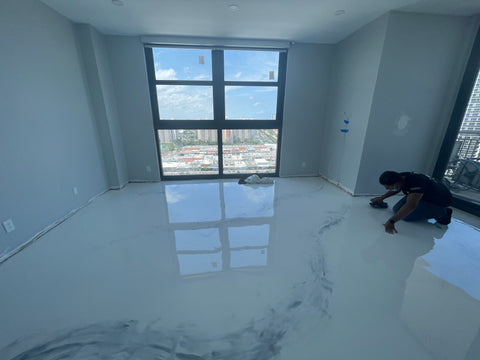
[145,46,287,180]
[433,26,480,216]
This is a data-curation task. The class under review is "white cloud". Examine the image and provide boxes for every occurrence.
[165,189,186,204]
[234,72,242,78]
[253,102,260,107]
[194,74,210,80]
[155,68,177,80]
[157,85,213,119]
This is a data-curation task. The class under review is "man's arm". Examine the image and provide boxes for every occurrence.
[371,190,400,203]
[383,192,423,234]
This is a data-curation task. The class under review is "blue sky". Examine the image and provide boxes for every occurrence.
[153,48,278,120]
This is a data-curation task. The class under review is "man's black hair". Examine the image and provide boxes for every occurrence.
[379,171,402,185]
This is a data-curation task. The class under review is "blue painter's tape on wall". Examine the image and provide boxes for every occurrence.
[340,129,349,133]
[344,120,349,124]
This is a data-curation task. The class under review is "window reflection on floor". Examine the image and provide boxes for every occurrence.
[165,182,275,276]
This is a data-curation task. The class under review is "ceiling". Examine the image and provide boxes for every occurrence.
[40,0,480,44]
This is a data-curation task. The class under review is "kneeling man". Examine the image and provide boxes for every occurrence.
[371,171,452,234]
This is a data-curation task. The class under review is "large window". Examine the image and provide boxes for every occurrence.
[145,46,287,179]
[434,27,480,216]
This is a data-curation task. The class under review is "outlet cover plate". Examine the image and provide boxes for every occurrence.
[2,219,15,233]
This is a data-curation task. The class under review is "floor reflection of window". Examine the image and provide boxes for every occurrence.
[228,225,269,247]
[229,225,270,268]
[175,229,222,276]
[231,249,268,268]
[175,228,221,251]
[167,182,275,276]
[165,183,221,223]
[177,253,223,276]
[223,182,274,218]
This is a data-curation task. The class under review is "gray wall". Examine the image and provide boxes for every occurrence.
[355,12,479,195]
[319,15,389,193]
[106,36,161,181]
[280,43,333,177]
[0,0,108,260]
[75,25,128,188]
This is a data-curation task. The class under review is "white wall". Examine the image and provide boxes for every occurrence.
[280,43,333,177]
[0,0,108,260]
[355,12,479,195]
[90,27,129,187]
[106,36,161,181]
[319,15,389,193]
[75,25,128,188]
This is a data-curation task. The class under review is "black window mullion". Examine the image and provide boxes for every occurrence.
[156,120,218,130]
[221,120,279,129]
[212,50,225,176]
[155,80,213,86]
[276,51,287,125]
[224,81,279,87]
[145,47,161,127]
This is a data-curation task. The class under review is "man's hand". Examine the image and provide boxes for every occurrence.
[370,196,383,203]
[383,221,398,234]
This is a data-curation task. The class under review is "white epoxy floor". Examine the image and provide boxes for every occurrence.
[0,177,479,359]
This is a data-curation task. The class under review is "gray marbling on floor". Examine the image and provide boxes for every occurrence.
[0,177,479,360]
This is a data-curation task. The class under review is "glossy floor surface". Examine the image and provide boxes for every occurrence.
[1,177,480,360]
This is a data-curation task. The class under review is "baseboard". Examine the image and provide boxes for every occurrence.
[0,188,110,265]
[128,180,161,183]
[318,173,354,196]
[0,180,165,264]
[279,173,319,178]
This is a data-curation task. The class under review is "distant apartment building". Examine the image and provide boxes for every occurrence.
[223,129,255,143]
[158,129,177,143]
[196,129,217,142]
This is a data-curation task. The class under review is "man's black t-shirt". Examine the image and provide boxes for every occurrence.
[400,172,452,207]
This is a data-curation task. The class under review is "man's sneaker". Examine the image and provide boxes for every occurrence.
[436,208,453,225]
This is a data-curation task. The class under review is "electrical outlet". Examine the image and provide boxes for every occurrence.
[73,187,78,196]
[2,219,15,233]
[301,161,306,168]
[146,166,152,172]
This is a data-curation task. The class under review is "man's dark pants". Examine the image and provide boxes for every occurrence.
[393,196,448,222]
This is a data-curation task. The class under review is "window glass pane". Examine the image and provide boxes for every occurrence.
[224,50,279,82]
[443,70,480,206]
[153,48,212,80]
[222,129,278,174]
[158,130,218,176]
[225,86,277,120]
[157,85,213,120]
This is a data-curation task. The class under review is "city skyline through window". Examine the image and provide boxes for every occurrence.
[441,63,480,206]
